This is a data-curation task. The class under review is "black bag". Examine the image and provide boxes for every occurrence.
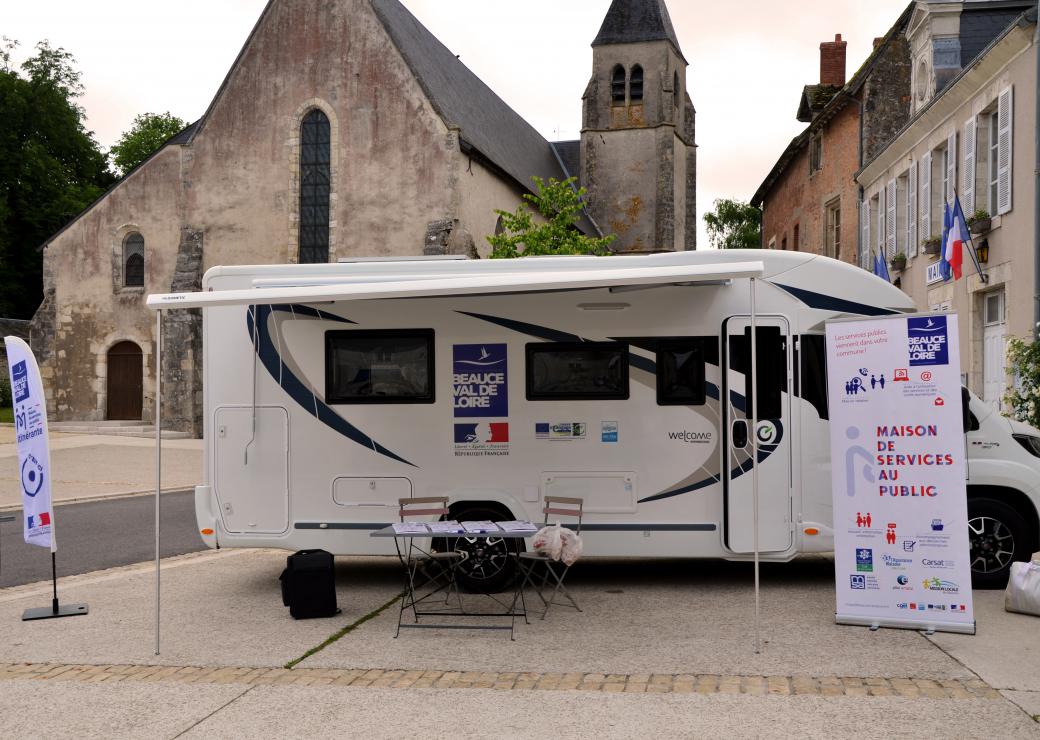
[279,549,340,619]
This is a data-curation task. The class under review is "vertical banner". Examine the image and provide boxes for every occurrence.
[452,344,509,457]
[4,337,55,550]
[825,314,974,634]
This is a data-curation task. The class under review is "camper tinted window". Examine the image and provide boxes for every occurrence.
[657,339,707,405]
[526,342,629,400]
[798,334,828,420]
[729,327,785,420]
[325,330,434,404]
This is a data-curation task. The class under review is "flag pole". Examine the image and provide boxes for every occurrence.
[155,309,162,656]
[952,187,988,283]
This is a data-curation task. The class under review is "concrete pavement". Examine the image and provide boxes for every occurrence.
[0,549,1038,737]
[0,427,202,508]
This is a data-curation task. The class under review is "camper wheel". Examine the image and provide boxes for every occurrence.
[437,504,517,593]
[967,496,1032,589]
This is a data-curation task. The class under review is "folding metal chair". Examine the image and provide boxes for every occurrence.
[518,495,583,619]
[396,497,465,632]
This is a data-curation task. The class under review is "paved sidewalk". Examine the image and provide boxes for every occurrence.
[0,549,1037,737]
[0,428,201,508]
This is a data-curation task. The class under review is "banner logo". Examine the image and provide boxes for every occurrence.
[452,344,507,417]
[907,316,949,366]
[21,455,45,497]
[12,360,29,403]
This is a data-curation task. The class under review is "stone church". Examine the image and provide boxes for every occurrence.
[31,0,697,435]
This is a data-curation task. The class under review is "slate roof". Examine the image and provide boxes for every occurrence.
[796,84,843,123]
[372,0,569,198]
[959,2,1035,67]
[550,140,581,182]
[592,0,686,62]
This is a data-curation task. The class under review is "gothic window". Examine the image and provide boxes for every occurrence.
[123,232,145,287]
[299,109,331,264]
[630,65,644,103]
[611,65,626,105]
[673,71,680,109]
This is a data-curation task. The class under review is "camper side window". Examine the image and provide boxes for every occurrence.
[325,330,435,404]
[526,342,629,400]
[657,339,707,405]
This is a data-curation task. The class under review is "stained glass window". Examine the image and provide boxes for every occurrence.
[299,109,331,264]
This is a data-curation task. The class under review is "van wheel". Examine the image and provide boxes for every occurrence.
[968,497,1031,589]
[436,505,516,594]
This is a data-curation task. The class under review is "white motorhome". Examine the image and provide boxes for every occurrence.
[148,251,1040,589]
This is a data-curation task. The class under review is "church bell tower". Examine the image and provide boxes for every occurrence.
[581,0,696,252]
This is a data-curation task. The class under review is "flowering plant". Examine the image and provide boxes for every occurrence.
[1005,337,1040,428]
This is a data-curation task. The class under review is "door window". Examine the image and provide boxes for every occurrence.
[729,327,786,419]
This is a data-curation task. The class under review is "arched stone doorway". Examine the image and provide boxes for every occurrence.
[107,341,143,420]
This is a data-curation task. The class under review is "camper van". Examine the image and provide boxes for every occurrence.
[148,251,1040,590]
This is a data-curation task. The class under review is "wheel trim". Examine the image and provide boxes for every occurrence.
[454,535,508,581]
[968,516,1016,574]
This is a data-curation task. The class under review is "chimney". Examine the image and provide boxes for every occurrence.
[820,33,847,86]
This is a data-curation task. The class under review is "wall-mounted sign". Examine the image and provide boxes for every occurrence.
[925,261,944,286]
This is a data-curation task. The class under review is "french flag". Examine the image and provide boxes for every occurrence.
[940,198,968,281]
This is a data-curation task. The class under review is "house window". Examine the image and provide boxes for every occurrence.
[809,134,823,175]
[123,232,145,287]
[793,224,800,252]
[825,200,841,260]
[988,109,999,215]
[630,65,644,103]
[611,65,626,105]
[526,342,629,401]
[781,234,787,251]
[940,145,950,205]
[325,330,435,404]
[896,172,909,255]
[657,339,709,406]
[299,109,331,264]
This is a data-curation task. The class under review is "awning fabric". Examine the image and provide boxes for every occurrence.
[146,261,765,311]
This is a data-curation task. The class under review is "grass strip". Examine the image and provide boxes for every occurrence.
[284,591,404,669]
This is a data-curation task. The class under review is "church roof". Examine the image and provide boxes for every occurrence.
[592,0,686,62]
[372,0,570,198]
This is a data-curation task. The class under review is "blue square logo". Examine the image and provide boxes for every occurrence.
[907,316,949,366]
[11,360,29,403]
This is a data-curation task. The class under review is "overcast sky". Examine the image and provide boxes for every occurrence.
[5,0,910,247]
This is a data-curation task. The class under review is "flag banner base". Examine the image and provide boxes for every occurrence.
[22,603,89,621]
[836,613,975,635]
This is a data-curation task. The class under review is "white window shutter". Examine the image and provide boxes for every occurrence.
[946,131,957,205]
[920,152,932,240]
[860,200,870,269]
[877,187,886,257]
[908,161,918,258]
[886,179,897,257]
[997,86,1013,215]
[962,117,976,215]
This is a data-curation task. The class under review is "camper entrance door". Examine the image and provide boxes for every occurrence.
[723,316,793,553]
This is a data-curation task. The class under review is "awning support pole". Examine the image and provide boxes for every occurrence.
[750,277,761,654]
[154,309,162,656]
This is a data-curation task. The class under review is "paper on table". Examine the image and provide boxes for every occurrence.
[392,522,430,535]
[461,520,500,533]
[428,520,464,534]
[497,520,538,532]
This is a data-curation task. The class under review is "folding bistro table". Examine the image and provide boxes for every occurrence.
[371,525,532,640]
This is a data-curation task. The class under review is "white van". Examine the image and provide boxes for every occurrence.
[148,250,1040,589]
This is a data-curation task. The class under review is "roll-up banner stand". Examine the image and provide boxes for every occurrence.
[825,313,975,635]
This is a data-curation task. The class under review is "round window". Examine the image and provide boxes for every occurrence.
[916,59,928,101]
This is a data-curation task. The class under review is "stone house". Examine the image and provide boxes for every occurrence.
[30,0,698,435]
[856,1,1037,408]
[752,7,913,263]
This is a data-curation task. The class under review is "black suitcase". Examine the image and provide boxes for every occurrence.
[279,549,340,619]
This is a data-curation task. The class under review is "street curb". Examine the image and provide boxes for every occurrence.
[0,487,194,514]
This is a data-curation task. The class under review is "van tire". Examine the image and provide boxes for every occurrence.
[967,497,1031,589]
[436,504,517,594]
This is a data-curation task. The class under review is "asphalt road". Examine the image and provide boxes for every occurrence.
[0,491,206,588]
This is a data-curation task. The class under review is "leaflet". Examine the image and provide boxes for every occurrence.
[428,520,465,534]
[461,520,500,533]
[497,520,538,532]
[392,522,429,535]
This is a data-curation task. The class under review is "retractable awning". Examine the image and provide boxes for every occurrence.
[146,260,765,310]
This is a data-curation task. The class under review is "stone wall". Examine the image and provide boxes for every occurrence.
[862,32,912,163]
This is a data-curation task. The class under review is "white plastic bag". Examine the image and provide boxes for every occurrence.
[532,524,563,561]
[1004,553,1040,617]
[559,527,583,566]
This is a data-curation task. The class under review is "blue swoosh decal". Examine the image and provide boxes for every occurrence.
[246,305,416,467]
[772,284,897,316]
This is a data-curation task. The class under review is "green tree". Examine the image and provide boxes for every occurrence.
[1005,338,1040,429]
[488,176,615,258]
[0,39,114,319]
[703,198,762,250]
[110,112,187,175]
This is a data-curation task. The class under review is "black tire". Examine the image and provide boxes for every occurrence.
[434,505,517,593]
[967,497,1033,589]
